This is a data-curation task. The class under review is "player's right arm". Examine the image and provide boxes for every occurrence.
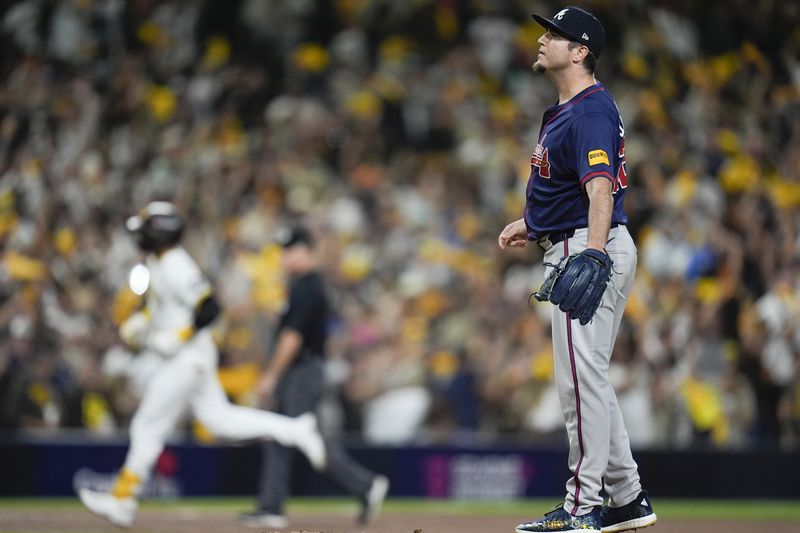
[584,177,613,250]
[571,112,617,250]
[498,218,529,249]
[119,308,151,349]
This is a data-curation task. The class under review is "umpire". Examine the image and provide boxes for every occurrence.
[241,226,389,530]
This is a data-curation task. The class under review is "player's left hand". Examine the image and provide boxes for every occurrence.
[534,248,613,325]
[499,218,528,249]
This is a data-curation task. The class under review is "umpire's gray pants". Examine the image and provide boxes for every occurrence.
[257,357,375,513]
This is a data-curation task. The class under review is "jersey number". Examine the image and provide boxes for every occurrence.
[613,139,628,194]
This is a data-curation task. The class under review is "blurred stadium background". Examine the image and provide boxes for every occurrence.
[0,0,799,529]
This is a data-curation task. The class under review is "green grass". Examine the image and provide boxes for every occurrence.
[2,497,799,521]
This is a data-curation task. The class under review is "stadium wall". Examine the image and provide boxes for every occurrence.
[0,435,795,499]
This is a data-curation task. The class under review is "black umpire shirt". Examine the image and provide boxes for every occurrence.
[276,271,328,362]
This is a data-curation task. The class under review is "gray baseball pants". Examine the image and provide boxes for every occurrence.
[543,225,642,515]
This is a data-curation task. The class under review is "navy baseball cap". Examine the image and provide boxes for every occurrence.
[276,226,314,249]
[532,6,605,59]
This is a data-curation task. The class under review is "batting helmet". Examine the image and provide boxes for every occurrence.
[126,201,184,252]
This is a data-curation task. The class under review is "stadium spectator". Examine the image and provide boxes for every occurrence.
[0,0,797,452]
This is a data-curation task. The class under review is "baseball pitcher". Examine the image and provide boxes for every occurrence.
[499,7,656,533]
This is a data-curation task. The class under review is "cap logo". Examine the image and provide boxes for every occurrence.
[555,8,568,20]
[582,33,589,40]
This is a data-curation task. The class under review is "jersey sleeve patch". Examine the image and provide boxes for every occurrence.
[588,149,609,166]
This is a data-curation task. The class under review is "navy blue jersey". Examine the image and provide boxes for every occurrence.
[524,83,629,239]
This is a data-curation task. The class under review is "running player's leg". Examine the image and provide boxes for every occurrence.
[78,350,196,526]
[188,340,325,469]
[190,363,300,442]
[115,353,195,498]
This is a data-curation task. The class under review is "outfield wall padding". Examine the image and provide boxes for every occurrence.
[0,435,795,499]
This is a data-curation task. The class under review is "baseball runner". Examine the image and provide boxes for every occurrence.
[498,7,656,533]
[77,202,327,528]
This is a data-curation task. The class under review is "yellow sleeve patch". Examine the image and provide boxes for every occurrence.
[588,149,610,166]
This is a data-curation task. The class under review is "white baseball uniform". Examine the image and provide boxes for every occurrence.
[119,246,308,487]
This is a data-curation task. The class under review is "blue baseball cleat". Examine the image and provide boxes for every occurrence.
[600,490,657,532]
[515,504,602,532]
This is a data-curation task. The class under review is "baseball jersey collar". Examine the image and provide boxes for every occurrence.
[554,82,604,107]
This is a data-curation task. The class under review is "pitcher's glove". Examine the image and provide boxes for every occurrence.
[534,248,613,325]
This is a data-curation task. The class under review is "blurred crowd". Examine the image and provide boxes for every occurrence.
[0,0,799,451]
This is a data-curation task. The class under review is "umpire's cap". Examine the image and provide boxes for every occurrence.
[532,6,605,59]
[276,225,314,249]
